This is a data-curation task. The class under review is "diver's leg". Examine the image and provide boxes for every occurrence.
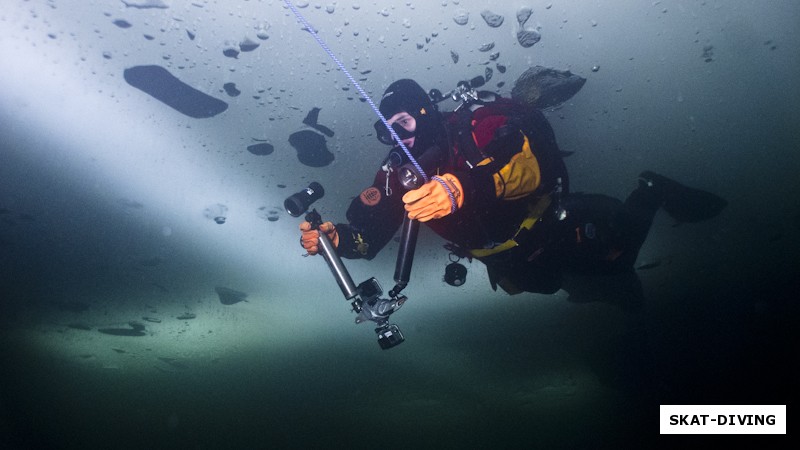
[621,178,663,261]
[621,171,728,266]
[484,248,563,295]
[537,193,648,306]
[638,171,728,223]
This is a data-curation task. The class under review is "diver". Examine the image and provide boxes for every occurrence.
[299,79,727,307]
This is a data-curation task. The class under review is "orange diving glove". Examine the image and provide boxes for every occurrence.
[299,221,339,255]
[402,173,464,222]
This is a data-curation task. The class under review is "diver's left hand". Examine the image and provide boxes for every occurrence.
[402,173,464,222]
[299,221,338,255]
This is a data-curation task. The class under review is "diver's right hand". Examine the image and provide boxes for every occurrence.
[299,221,339,255]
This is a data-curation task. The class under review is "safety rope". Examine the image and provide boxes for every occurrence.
[282,0,428,183]
[431,176,458,214]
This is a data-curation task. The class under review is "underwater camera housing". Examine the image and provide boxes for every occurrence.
[353,278,406,349]
[285,183,405,349]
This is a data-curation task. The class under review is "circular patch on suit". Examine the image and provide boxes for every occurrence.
[359,187,381,206]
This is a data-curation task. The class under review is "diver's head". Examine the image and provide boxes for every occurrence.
[374,79,444,153]
[378,111,418,149]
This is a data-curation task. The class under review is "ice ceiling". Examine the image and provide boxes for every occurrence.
[1,0,798,308]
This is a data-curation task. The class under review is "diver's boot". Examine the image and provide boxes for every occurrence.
[638,171,727,223]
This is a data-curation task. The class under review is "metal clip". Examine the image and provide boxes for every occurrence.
[382,163,393,197]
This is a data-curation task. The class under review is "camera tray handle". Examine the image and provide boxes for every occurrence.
[304,209,358,300]
[389,213,419,298]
